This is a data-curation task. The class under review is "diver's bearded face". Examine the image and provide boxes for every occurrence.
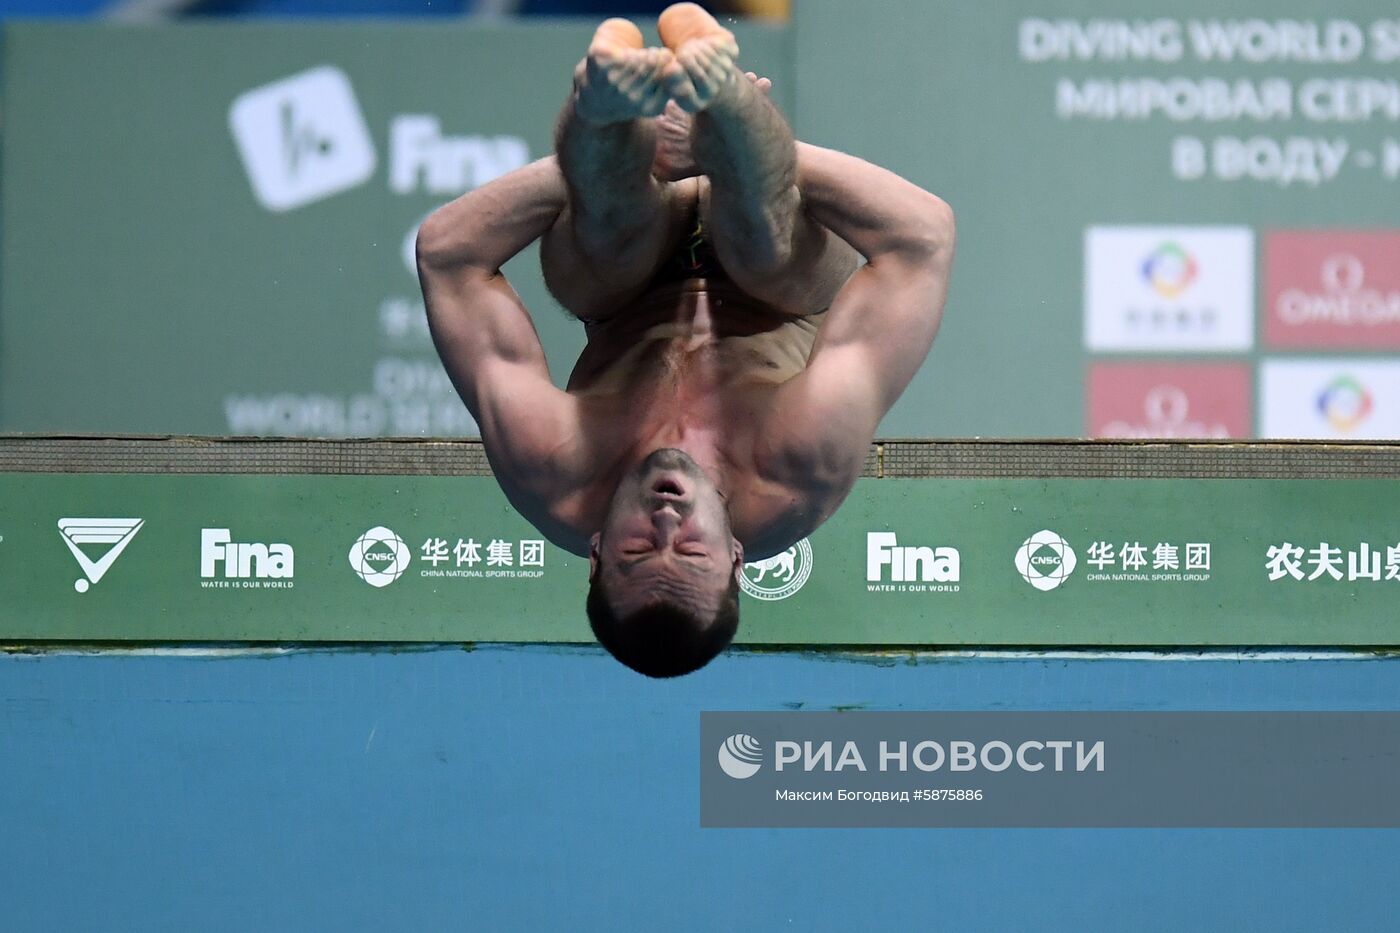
[592,449,741,615]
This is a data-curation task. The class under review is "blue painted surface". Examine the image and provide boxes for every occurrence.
[1,647,1398,932]
[0,0,108,15]
[0,0,470,16]
[189,0,471,16]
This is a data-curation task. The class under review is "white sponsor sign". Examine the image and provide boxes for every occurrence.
[1260,359,1400,439]
[1085,226,1254,351]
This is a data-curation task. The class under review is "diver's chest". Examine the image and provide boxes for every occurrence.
[618,354,777,433]
[646,333,800,388]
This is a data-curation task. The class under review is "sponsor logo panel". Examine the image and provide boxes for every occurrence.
[741,539,814,601]
[865,532,961,594]
[200,528,294,589]
[1085,226,1254,352]
[1015,530,1077,591]
[1015,529,1212,591]
[58,518,144,593]
[48,519,554,597]
[417,534,546,580]
[1260,359,1400,439]
[1081,540,1211,583]
[1265,541,1400,583]
[349,526,412,587]
[1087,363,1251,439]
[349,526,552,588]
[1264,231,1400,349]
[228,66,377,212]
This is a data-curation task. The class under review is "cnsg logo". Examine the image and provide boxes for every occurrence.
[1015,530,1078,592]
[349,526,411,587]
[1316,375,1374,432]
[718,733,764,780]
[740,539,813,601]
[1141,241,1199,299]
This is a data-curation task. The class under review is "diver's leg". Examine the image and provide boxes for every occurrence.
[658,3,858,316]
[541,18,694,320]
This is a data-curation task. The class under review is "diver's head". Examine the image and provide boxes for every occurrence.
[587,448,743,678]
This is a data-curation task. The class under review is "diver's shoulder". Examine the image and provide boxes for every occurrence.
[731,458,858,561]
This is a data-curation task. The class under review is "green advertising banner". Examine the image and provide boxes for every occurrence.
[3,470,1397,645]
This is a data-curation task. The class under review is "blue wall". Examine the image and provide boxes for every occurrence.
[2,648,1397,932]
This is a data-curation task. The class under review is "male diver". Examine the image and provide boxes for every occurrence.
[416,3,954,677]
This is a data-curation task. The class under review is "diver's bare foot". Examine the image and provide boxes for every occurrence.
[652,73,773,180]
[574,18,674,124]
[657,3,741,113]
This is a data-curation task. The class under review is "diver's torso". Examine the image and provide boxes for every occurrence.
[568,278,821,395]
[564,278,832,558]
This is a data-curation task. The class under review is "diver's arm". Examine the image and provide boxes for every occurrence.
[417,158,585,535]
[794,143,955,415]
[416,156,567,275]
[759,147,954,492]
[416,157,569,420]
[796,143,954,286]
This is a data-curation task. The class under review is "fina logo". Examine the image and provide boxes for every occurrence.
[867,531,960,582]
[1015,530,1078,592]
[201,528,293,580]
[349,526,412,587]
[740,539,813,601]
[718,734,763,780]
[228,65,377,212]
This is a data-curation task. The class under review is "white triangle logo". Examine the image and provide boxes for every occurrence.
[57,518,145,594]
